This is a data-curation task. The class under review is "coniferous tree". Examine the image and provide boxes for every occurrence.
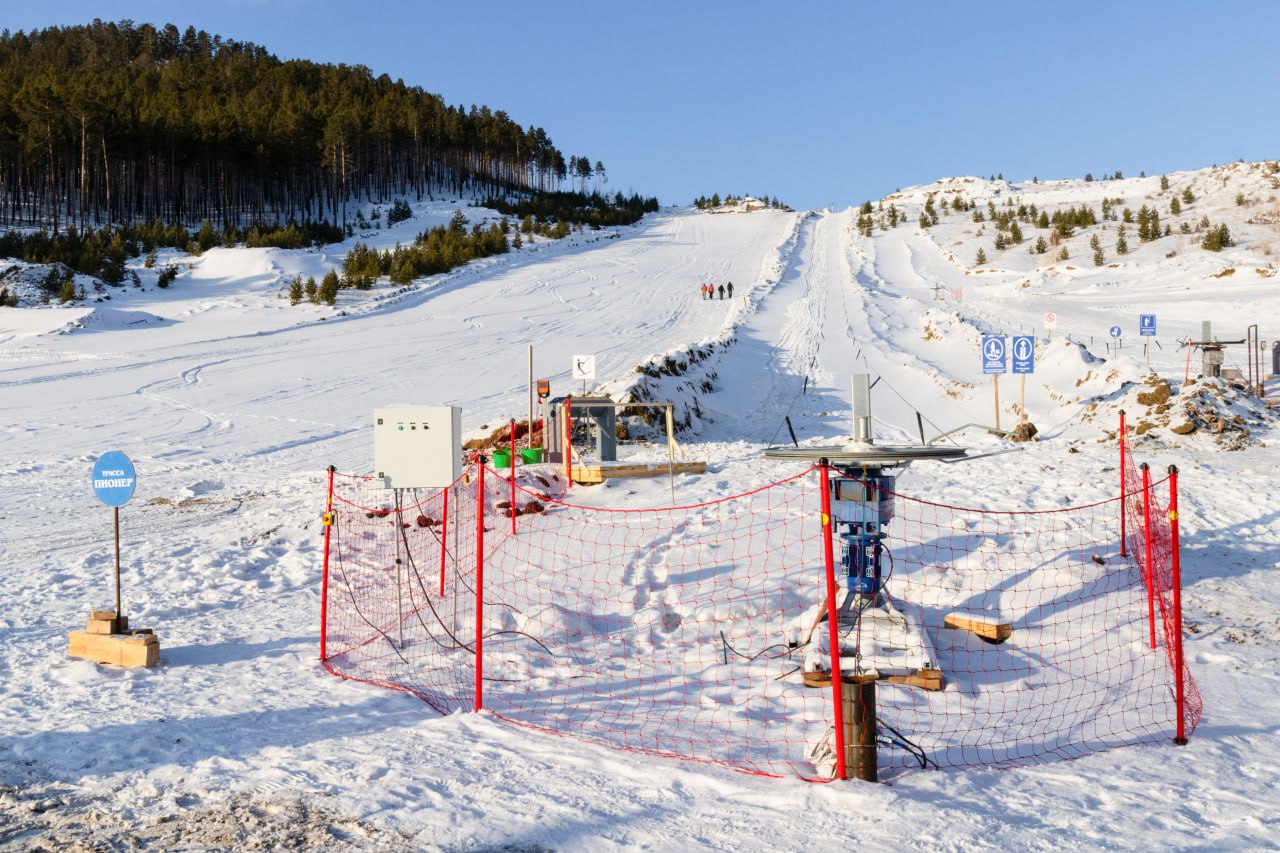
[975,247,988,265]
[1170,197,1181,215]
[1091,234,1104,266]
[1160,175,1170,190]
[1009,220,1023,244]
[1033,235,1048,255]
[319,270,340,305]
[288,275,304,305]
[1116,227,1128,256]
[1182,187,1195,204]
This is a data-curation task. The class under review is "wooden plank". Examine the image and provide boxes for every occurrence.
[572,461,707,484]
[944,613,1013,644]
[85,618,117,635]
[802,667,942,692]
[884,669,943,691]
[68,631,159,668]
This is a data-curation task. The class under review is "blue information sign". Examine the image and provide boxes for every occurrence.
[982,336,1007,375]
[1012,335,1035,374]
[1139,314,1156,336]
[92,451,136,507]
[1109,325,1122,338]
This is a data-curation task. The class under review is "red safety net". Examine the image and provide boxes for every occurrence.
[321,451,1197,780]
[1121,442,1204,740]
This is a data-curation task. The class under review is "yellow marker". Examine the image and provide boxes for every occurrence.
[322,512,335,527]
[1169,510,1178,521]
[822,513,830,526]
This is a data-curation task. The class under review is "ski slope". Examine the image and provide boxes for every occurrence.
[2,168,1279,849]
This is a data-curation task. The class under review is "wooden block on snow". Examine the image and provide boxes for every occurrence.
[90,609,118,621]
[86,614,129,634]
[68,630,159,668]
[944,613,1013,644]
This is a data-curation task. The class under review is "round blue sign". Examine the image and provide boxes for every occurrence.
[92,451,137,507]
[1109,325,1122,338]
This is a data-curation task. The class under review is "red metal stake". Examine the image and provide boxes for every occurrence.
[510,418,517,535]
[320,465,335,661]
[1168,465,1188,745]
[1141,464,1156,649]
[818,460,848,781]
[439,485,448,597]
[1119,410,1127,557]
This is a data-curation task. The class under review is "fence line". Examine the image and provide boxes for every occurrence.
[321,435,1197,780]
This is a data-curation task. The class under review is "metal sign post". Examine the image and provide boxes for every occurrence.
[91,451,137,618]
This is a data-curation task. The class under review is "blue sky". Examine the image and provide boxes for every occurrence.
[10,1,1278,210]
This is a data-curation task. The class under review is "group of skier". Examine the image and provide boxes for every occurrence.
[700,281,734,300]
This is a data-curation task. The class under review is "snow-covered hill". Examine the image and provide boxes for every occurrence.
[1,166,1278,850]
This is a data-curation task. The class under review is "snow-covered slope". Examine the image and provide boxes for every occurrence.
[2,169,1278,849]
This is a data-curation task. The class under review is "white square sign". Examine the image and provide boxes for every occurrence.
[572,354,596,380]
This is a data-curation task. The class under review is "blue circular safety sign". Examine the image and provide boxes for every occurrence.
[1109,325,1122,338]
[92,451,137,507]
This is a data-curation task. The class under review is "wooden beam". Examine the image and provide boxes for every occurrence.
[944,613,1013,644]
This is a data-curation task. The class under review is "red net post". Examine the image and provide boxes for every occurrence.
[320,465,336,661]
[1141,463,1156,649]
[439,486,449,597]
[818,459,848,781]
[1169,465,1188,745]
[510,419,518,535]
[475,458,487,712]
[1119,410,1127,556]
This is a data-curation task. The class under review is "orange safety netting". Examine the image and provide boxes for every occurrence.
[321,446,1196,780]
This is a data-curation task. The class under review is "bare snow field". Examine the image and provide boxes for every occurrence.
[3,165,1280,850]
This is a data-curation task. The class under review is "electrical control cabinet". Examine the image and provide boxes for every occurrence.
[374,405,462,489]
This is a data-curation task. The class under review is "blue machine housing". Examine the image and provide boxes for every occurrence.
[830,469,895,599]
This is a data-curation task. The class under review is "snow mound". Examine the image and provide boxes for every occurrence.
[54,306,174,334]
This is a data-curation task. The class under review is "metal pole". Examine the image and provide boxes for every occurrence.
[844,677,877,783]
[1019,374,1026,421]
[1169,465,1188,745]
[394,488,404,649]
[665,403,676,504]
[320,466,335,660]
[818,460,848,780]
[113,505,122,619]
[475,458,486,712]
[528,345,534,447]
[1141,463,1156,649]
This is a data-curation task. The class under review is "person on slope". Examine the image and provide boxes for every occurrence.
[727,282,734,298]
[717,284,725,300]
